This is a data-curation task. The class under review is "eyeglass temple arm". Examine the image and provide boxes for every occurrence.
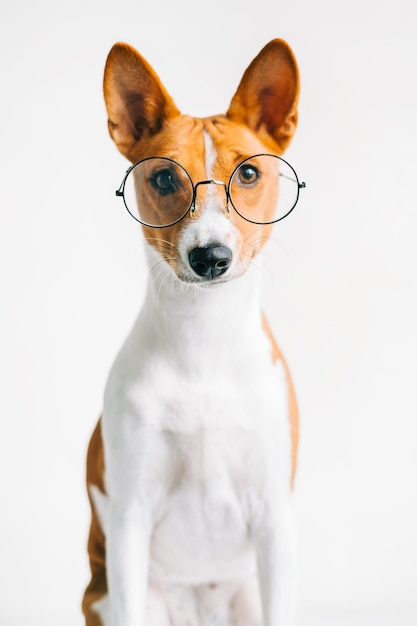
[116,165,136,197]
[279,172,306,189]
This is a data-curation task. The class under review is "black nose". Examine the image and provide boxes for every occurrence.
[188,245,233,279]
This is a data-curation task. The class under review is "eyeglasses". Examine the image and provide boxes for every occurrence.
[116,154,306,228]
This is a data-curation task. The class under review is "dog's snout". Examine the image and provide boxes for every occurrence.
[188,245,233,279]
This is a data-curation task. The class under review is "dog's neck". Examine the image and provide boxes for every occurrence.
[139,245,265,361]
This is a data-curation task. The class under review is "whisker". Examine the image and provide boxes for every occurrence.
[142,245,176,259]
[148,260,176,290]
[142,236,175,249]
[151,264,172,306]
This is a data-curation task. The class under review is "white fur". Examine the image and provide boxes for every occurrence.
[97,133,296,626]
[204,130,217,176]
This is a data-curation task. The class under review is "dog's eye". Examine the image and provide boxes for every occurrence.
[150,168,178,195]
[236,164,260,186]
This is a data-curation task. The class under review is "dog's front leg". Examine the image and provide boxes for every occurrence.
[107,499,151,626]
[253,498,296,626]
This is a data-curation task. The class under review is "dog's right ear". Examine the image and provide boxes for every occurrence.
[226,39,300,153]
[103,43,180,161]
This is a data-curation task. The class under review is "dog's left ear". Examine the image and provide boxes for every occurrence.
[227,39,300,153]
[103,42,180,161]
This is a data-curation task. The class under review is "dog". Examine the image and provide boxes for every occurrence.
[83,38,303,626]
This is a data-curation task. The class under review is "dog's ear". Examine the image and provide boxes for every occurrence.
[226,39,299,153]
[103,43,180,161]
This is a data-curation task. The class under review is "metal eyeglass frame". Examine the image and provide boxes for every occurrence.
[115,153,306,228]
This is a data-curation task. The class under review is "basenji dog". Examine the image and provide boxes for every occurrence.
[83,38,303,626]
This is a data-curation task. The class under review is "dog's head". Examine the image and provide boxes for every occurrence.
[103,40,300,285]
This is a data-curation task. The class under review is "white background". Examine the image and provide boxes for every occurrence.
[0,0,416,624]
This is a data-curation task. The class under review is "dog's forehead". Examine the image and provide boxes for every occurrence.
[145,114,266,179]
[202,117,268,176]
[144,115,204,161]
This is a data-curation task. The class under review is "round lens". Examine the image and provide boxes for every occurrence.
[229,155,300,224]
[122,157,194,227]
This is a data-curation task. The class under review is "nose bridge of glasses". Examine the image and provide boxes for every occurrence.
[193,179,229,215]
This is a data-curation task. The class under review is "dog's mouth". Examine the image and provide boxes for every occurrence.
[171,240,257,287]
[179,275,232,288]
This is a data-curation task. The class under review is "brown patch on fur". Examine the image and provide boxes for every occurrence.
[137,116,207,270]
[262,314,299,487]
[82,419,107,626]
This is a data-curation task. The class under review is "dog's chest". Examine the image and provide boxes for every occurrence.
[130,358,288,583]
